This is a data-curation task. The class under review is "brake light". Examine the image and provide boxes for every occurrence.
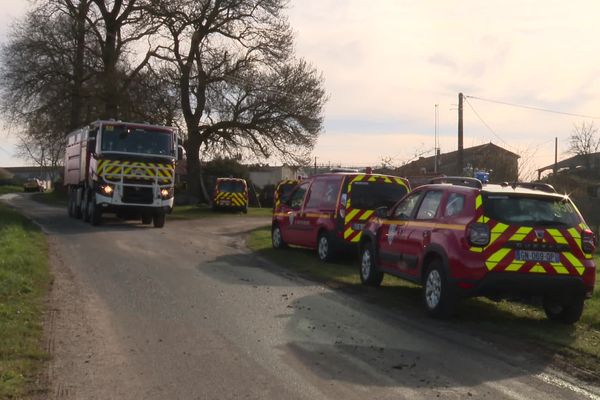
[468,223,490,247]
[582,229,596,254]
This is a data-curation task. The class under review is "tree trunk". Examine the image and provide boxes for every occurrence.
[101,20,119,118]
[69,0,89,130]
[185,132,202,201]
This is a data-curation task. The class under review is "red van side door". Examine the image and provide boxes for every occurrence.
[302,176,343,247]
[279,181,311,246]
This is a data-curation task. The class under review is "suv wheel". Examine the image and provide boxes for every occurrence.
[317,231,336,262]
[272,225,287,249]
[423,260,455,318]
[359,243,383,287]
[543,295,584,324]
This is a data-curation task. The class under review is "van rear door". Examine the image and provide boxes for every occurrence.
[342,175,410,243]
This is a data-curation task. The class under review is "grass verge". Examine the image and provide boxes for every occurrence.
[0,204,50,398]
[248,226,600,379]
[0,186,23,195]
[31,190,68,208]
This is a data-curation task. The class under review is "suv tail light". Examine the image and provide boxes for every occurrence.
[468,223,490,247]
[582,229,596,254]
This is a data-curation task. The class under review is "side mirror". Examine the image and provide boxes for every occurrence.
[375,206,389,219]
[177,145,186,161]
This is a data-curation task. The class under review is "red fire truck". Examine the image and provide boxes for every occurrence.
[64,120,179,228]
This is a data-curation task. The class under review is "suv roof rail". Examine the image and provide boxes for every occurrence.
[500,181,557,193]
[429,176,483,189]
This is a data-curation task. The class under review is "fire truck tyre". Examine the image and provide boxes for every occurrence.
[423,260,456,318]
[153,211,166,228]
[82,190,91,222]
[67,191,74,217]
[90,198,102,226]
[243,206,248,214]
[272,225,287,249]
[142,213,153,224]
[317,231,337,262]
[543,295,584,324]
[359,242,383,287]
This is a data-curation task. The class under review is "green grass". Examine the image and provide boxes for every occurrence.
[248,226,600,376]
[0,186,23,195]
[0,204,51,398]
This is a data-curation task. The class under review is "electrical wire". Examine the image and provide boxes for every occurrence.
[463,96,515,150]
[466,95,600,120]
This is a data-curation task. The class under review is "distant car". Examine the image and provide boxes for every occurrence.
[359,177,596,323]
[23,178,44,192]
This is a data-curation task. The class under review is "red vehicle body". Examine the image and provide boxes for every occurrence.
[272,172,410,261]
[360,178,596,323]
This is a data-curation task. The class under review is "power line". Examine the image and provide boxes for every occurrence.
[463,96,515,150]
[466,95,600,120]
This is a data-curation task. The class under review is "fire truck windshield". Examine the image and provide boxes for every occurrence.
[101,125,172,156]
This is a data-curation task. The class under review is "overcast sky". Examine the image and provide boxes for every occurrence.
[2,1,600,176]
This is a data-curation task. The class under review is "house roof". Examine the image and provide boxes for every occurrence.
[537,152,600,173]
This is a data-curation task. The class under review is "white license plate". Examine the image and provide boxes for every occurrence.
[515,250,560,263]
[220,200,231,205]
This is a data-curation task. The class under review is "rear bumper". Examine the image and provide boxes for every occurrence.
[456,272,590,299]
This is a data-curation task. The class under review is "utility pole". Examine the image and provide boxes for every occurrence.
[457,93,464,176]
[553,137,558,174]
[434,104,438,173]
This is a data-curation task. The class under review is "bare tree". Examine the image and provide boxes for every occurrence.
[569,121,600,156]
[150,0,326,198]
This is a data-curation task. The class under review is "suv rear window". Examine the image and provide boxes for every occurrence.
[350,181,408,210]
[483,194,580,227]
[218,181,245,193]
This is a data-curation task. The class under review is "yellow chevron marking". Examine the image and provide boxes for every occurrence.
[345,209,360,223]
[475,195,482,209]
[510,226,532,241]
[470,247,484,253]
[489,222,509,245]
[360,210,374,220]
[344,227,354,239]
[350,232,362,242]
[486,248,511,270]
[547,229,567,244]
[529,264,547,274]
[505,261,525,272]
[562,252,583,268]
[551,263,569,274]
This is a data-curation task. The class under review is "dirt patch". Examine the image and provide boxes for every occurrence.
[35,237,139,400]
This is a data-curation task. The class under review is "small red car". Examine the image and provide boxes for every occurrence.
[360,177,596,323]
[272,171,410,261]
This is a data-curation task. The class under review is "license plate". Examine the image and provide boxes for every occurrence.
[515,250,560,263]
[220,200,231,205]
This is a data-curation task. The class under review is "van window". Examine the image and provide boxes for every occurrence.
[290,182,310,210]
[350,181,408,210]
[305,179,339,210]
[416,191,443,220]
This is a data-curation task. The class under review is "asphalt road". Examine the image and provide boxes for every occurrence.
[2,193,600,400]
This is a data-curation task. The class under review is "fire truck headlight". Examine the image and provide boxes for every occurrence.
[160,188,173,199]
[103,185,113,195]
[97,183,114,197]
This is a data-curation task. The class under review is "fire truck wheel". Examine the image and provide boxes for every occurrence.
[142,213,153,224]
[82,190,91,222]
[90,198,102,226]
[242,206,248,214]
[543,295,584,324]
[153,211,166,228]
[67,190,74,218]
[359,242,383,287]
[317,231,337,262]
[272,225,287,249]
[423,260,456,318]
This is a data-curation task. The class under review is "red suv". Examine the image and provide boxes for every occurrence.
[272,172,410,261]
[360,177,596,323]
